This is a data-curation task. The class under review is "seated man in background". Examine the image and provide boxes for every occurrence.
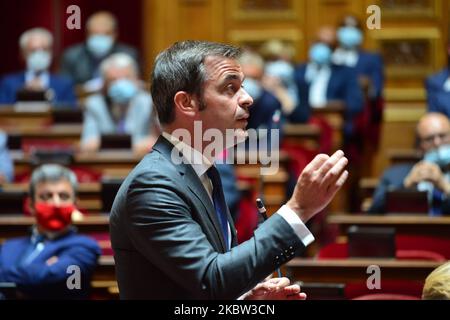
[0,28,76,107]
[425,43,450,117]
[0,164,101,299]
[259,39,299,118]
[60,11,140,91]
[239,50,283,148]
[422,261,450,300]
[0,131,14,184]
[369,112,450,214]
[332,15,384,102]
[80,53,158,155]
[291,40,364,142]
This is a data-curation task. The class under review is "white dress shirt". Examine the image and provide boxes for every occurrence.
[25,70,50,89]
[305,63,331,108]
[161,131,315,248]
[332,48,359,67]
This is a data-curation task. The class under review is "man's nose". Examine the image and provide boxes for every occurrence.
[51,194,61,206]
[239,88,253,109]
[433,135,443,148]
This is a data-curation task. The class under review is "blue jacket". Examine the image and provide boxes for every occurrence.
[368,163,450,214]
[248,90,282,131]
[246,89,284,150]
[0,131,13,183]
[0,72,76,107]
[355,51,384,98]
[291,63,364,136]
[0,229,101,299]
[425,68,450,117]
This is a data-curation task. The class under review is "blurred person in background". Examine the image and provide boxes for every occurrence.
[369,113,450,215]
[0,28,76,107]
[425,42,450,118]
[60,11,140,92]
[422,261,450,300]
[0,164,100,299]
[80,53,158,155]
[0,131,14,185]
[291,40,363,142]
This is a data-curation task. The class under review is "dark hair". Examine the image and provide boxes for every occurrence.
[150,40,242,125]
[29,164,78,202]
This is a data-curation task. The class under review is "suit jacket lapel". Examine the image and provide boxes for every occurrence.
[152,136,228,252]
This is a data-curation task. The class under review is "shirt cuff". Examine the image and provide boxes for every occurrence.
[276,205,315,247]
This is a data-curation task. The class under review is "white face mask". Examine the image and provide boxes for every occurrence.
[87,35,114,58]
[424,144,450,169]
[27,50,52,72]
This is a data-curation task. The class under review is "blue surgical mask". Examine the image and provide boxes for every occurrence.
[87,35,114,58]
[27,50,52,72]
[242,78,263,101]
[108,79,138,104]
[424,144,450,169]
[338,26,363,49]
[309,43,332,66]
[265,60,295,87]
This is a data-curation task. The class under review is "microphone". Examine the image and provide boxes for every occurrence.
[256,198,282,278]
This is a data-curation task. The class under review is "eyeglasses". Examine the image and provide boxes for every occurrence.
[420,132,450,145]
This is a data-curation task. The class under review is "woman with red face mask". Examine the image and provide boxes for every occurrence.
[0,164,101,299]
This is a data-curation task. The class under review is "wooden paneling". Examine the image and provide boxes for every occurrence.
[140,0,449,179]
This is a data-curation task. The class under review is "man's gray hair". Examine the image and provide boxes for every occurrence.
[150,40,242,125]
[29,164,78,202]
[100,53,138,78]
[19,28,53,51]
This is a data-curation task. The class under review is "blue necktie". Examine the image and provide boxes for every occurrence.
[206,166,229,250]
[430,188,443,216]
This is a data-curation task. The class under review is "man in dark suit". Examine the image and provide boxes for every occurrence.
[60,11,140,87]
[0,164,101,299]
[369,113,450,214]
[110,40,349,299]
[426,63,450,117]
[0,28,76,107]
[291,41,364,139]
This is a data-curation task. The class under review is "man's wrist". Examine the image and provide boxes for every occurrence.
[286,200,307,223]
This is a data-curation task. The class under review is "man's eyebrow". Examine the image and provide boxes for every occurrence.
[219,73,242,84]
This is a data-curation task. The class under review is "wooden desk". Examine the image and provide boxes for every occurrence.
[0,106,52,128]
[285,258,439,283]
[1,180,254,214]
[11,150,140,176]
[284,123,321,149]
[327,214,450,239]
[0,106,83,128]
[388,149,421,165]
[6,125,82,150]
[0,215,110,238]
[311,104,345,150]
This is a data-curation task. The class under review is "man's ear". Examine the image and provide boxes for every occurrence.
[174,91,197,118]
[27,197,35,216]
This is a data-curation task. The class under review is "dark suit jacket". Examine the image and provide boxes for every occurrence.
[0,229,101,299]
[60,43,140,84]
[291,63,363,137]
[110,136,305,299]
[355,51,384,99]
[0,72,76,107]
[368,163,450,214]
[247,89,282,130]
[425,68,450,117]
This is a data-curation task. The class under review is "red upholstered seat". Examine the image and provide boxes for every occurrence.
[345,280,424,299]
[317,234,450,261]
[352,293,420,300]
